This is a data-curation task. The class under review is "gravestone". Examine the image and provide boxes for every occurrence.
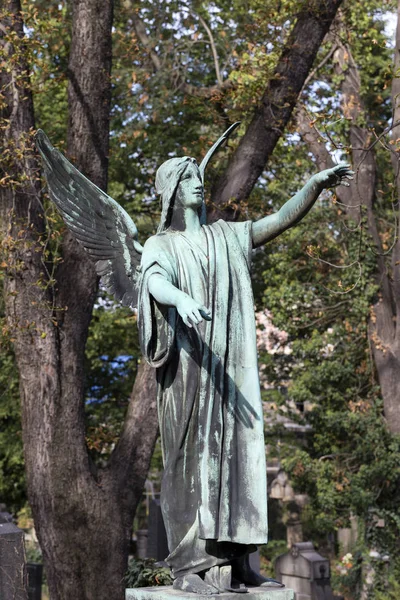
[27,563,43,600]
[337,515,358,554]
[0,522,28,600]
[0,510,13,524]
[136,529,149,559]
[275,542,341,600]
[147,499,169,563]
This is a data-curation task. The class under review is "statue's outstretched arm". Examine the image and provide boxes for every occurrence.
[252,163,354,248]
[148,274,211,328]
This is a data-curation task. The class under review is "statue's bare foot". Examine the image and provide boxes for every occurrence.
[232,556,284,588]
[173,574,219,595]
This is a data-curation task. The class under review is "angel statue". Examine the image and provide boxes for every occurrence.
[36,125,353,596]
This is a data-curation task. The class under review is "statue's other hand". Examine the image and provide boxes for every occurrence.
[314,162,354,189]
[176,295,211,328]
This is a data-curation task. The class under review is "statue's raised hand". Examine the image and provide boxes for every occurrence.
[314,162,354,189]
[176,294,211,328]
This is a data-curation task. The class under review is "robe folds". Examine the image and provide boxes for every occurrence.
[138,220,268,577]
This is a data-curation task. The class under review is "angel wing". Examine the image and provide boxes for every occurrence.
[198,121,240,184]
[35,130,143,309]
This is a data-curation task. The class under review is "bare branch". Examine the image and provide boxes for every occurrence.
[197,14,223,86]
[296,107,358,217]
[305,250,363,296]
[296,107,334,171]
[131,13,161,71]
[131,12,233,99]
[302,43,339,92]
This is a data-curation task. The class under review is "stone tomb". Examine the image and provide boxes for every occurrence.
[146,498,169,562]
[126,587,294,600]
[275,542,337,600]
[0,521,28,600]
[27,563,43,600]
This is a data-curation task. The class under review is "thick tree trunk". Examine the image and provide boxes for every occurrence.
[297,22,400,434]
[34,1,127,598]
[211,0,344,218]
[381,0,400,434]
[333,36,400,434]
[1,1,361,597]
[1,2,158,599]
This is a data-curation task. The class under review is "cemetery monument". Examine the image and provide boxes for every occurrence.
[36,125,353,595]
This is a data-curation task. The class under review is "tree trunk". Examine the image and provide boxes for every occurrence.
[333,35,400,434]
[380,0,400,434]
[297,19,400,434]
[0,1,158,599]
[0,1,356,597]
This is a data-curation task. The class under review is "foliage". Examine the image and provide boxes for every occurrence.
[125,558,172,588]
[331,550,363,600]
[331,541,400,600]
[25,0,70,145]
[247,0,400,586]
[2,2,400,595]
[259,540,288,578]
[84,290,140,461]
[374,576,400,600]
[253,135,400,596]
[0,280,25,512]
[25,541,43,564]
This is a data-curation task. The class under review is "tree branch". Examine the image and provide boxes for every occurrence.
[131,13,161,71]
[333,40,395,313]
[302,43,339,92]
[197,14,223,86]
[296,106,334,171]
[210,0,344,219]
[296,107,357,216]
[131,12,233,99]
[107,361,158,509]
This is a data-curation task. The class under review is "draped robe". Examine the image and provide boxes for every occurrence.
[138,220,268,577]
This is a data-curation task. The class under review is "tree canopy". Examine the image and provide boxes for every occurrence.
[2,0,400,598]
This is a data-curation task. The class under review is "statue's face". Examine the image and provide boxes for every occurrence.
[175,162,204,210]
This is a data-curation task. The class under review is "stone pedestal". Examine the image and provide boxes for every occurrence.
[126,586,294,600]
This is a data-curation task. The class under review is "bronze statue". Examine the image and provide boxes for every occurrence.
[36,126,353,595]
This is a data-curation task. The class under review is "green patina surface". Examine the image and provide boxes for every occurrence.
[37,125,353,592]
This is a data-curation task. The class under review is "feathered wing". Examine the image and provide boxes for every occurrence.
[198,121,240,183]
[36,130,143,308]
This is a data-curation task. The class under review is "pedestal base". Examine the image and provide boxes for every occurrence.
[126,586,294,600]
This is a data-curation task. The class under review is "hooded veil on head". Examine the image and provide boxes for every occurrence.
[155,157,206,233]
[155,122,241,234]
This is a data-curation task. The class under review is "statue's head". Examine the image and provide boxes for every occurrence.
[155,122,241,233]
[155,157,205,233]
